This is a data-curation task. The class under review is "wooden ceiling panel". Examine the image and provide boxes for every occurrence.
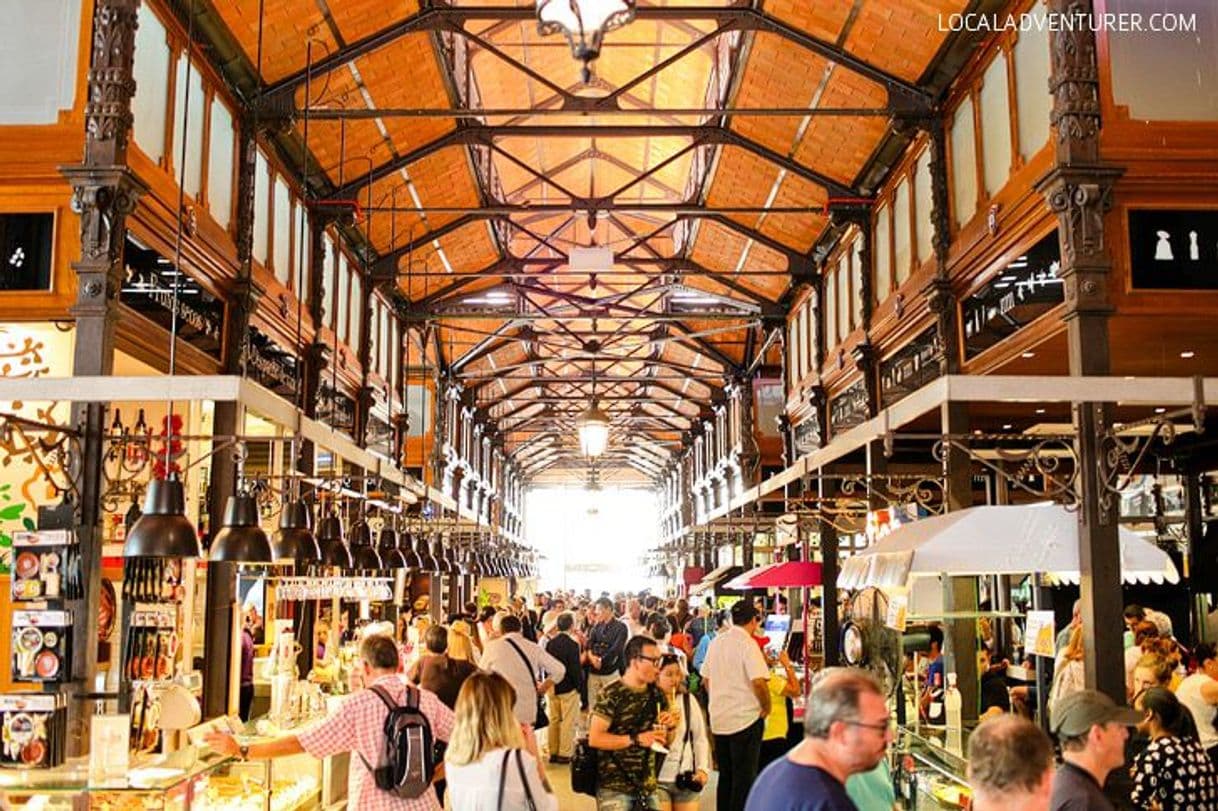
[328,0,420,44]
[843,0,964,84]
[353,37,455,156]
[758,173,828,254]
[705,146,782,231]
[212,0,337,84]
[690,219,751,273]
[763,0,853,41]
[361,147,479,255]
[435,220,501,273]
[730,34,827,155]
[793,68,889,186]
[295,67,395,185]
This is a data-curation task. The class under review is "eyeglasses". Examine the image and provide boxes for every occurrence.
[843,719,894,734]
[636,655,662,665]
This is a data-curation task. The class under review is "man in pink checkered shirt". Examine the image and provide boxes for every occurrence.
[206,634,455,810]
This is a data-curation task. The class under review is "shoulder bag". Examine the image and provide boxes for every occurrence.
[497,749,539,811]
[673,692,703,793]
[505,638,549,729]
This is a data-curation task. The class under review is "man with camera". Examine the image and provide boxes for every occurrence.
[585,597,629,714]
[589,635,673,811]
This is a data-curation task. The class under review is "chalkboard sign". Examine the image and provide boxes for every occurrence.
[1129,209,1218,290]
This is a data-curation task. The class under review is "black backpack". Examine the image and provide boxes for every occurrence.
[360,684,436,799]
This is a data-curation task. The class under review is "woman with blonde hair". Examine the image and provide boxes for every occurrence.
[448,620,477,663]
[446,671,558,811]
[1049,625,1086,723]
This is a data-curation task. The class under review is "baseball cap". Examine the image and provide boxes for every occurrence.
[1050,690,1144,738]
[730,600,759,625]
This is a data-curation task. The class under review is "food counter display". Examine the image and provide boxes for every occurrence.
[0,734,331,811]
[893,726,972,810]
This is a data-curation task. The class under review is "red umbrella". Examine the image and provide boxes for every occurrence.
[723,561,823,590]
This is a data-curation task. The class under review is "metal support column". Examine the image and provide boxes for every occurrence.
[817,472,840,667]
[1037,0,1125,703]
[60,0,146,756]
[940,401,979,718]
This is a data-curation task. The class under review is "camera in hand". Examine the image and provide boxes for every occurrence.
[675,770,703,793]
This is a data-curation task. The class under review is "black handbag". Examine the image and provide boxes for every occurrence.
[570,737,599,796]
[673,692,704,793]
[505,638,549,729]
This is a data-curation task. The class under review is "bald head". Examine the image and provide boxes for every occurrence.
[967,715,1054,811]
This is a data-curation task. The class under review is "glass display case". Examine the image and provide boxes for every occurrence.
[0,748,229,810]
[0,747,325,811]
[893,726,972,810]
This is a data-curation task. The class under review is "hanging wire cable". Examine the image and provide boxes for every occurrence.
[164,0,199,474]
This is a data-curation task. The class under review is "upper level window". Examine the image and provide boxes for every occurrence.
[979,54,1013,196]
[1014,25,1052,159]
[207,100,235,229]
[253,152,269,265]
[874,203,892,304]
[132,4,170,162]
[951,97,978,228]
[171,56,205,197]
[271,177,291,285]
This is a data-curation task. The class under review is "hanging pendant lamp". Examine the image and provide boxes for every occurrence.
[316,511,352,568]
[125,474,201,558]
[417,534,439,572]
[347,518,382,571]
[209,492,273,562]
[536,0,637,83]
[272,500,319,564]
[402,530,423,570]
[377,523,408,569]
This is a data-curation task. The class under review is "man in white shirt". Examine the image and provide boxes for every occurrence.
[702,600,771,811]
[480,613,566,730]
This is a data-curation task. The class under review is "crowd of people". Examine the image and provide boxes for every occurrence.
[206,591,1218,811]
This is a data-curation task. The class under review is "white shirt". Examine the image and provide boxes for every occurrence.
[701,625,769,735]
[446,748,559,811]
[1177,673,1218,750]
[657,692,712,785]
[480,632,567,725]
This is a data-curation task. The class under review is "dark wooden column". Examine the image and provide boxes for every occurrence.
[1035,0,1125,702]
[816,472,840,667]
[60,0,147,755]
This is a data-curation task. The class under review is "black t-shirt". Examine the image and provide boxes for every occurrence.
[407,654,477,710]
[744,758,857,811]
[1051,762,1116,811]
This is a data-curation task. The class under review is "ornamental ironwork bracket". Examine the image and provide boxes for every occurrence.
[1097,376,1206,517]
[927,432,1081,506]
[0,412,80,502]
[838,474,948,516]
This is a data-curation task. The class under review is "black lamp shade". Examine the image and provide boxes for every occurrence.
[273,501,319,563]
[377,527,408,569]
[348,544,383,571]
[432,539,452,574]
[210,494,273,563]
[316,513,351,568]
[402,533,423,570]
[124,476,201,558]
[417,536,439,572]
[349,519,372,548]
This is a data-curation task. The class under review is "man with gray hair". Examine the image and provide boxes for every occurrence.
[967,714,1055,810]
[744,668,890,810]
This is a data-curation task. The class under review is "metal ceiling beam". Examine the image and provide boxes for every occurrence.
[304,105,891,119]
[332,124,860,203]
[265,6,928,110]
[450,319,527,372]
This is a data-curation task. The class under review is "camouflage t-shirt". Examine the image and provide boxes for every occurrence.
[593,680,669,793]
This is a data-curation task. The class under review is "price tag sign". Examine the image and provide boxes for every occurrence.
[1025,610,1057,658]
[885,594,908,632]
